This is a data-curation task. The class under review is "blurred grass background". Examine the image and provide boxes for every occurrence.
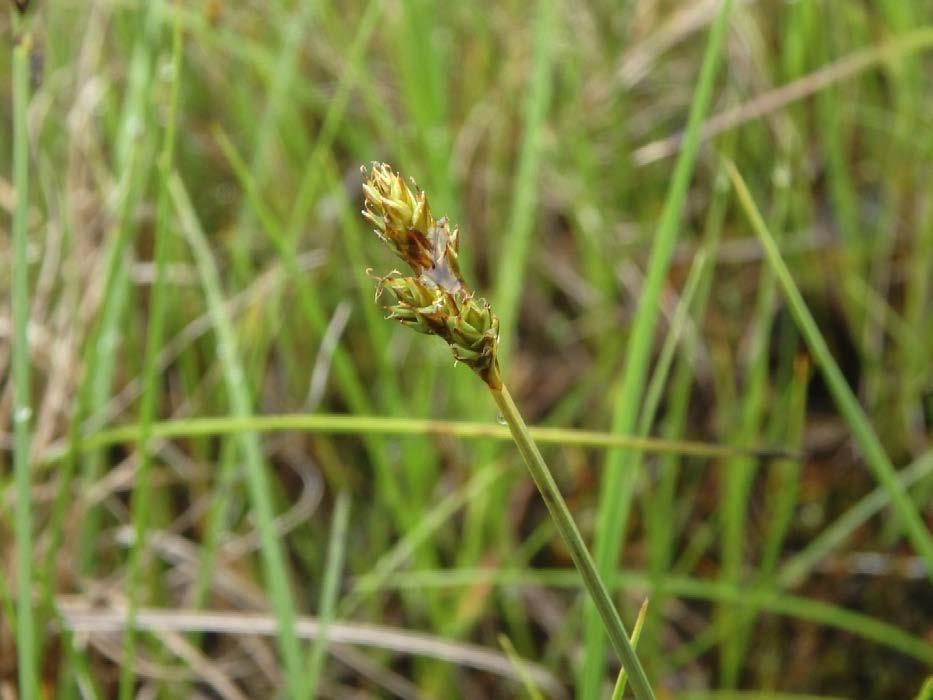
[1,0,932,698]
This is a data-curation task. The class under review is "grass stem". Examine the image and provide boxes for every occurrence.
[39,413,789,468]
[171,174,307,700]
[611,598,650,700]
[12,18,38,700]
[118,11,184,697]
[490,384,655,700]
[306,491,351,696]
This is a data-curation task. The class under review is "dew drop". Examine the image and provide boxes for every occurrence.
[496,413,507,426]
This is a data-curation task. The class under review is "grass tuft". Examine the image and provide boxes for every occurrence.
[4,2,932,696]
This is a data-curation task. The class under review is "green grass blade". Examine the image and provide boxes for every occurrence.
[12,18,38,700]
[493,0,556,354]
[230,0,316,275]
[915,676,933,700]
[717,169,793,688]
[170,173,307,700]
[306,491,351,697]
[213,128,410,528]
[342,462,503,615]
[677,693,846,700]
[725,159,933,579]
[363,567,933,666]
[44,413,788,466]
[583,1,734,695]
[611,598,650,700]
[778,449,933,589]
[118,12,184,697]
[63,3,161,591]
[285,0,385,240]
[633,27,933,166]
[637,250,709,438]
[498,634,546,700]
[643,168,732,671]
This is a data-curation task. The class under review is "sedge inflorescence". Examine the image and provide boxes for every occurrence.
[362,162,501,389]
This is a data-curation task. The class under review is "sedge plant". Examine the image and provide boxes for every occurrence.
[361,162,655,699]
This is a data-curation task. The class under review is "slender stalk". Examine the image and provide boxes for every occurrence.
[12,18,38,700]
[363,567,933,666]
[494,0,555,353]
[171,174,307,700]
[777,449,933,589]
[498,634,546,700]
[584,0,733,691]
[119,10,184,697]
[490,384,655,700]
[306,491,351,696]
[611,598,650,700]
[39,413,790,468]
[725,159,933,579]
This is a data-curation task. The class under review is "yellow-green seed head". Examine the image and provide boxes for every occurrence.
[445,295,500,384]
[363,163,501,388]
[375,272,448,336]
[362,162,434,271]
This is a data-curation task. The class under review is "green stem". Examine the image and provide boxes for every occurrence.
[118,11,184,698]
[611,598,650,700]
[12,19,38,700]
[490,384,655,700]
[306,491,351,696]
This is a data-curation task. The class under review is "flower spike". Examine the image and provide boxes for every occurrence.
[362,162,501,388]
